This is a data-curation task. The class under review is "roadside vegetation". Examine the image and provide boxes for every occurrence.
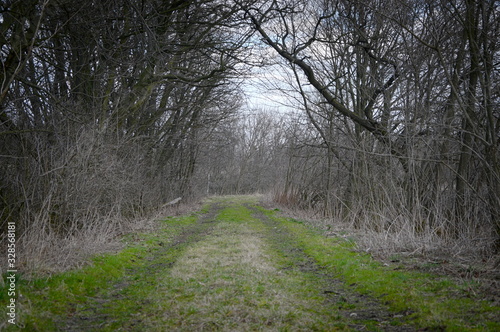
[2,196,498,331]
[2,0,499,281]
[2,1,498,330]
[256,204,500,330]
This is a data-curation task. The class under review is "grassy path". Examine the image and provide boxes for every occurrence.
[2,196,499,331]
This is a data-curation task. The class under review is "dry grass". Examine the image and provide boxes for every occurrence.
[170,223,276,280]
[16,217,124,276]
[261,192,500,281]
[159,215,344,330]
[8,201,203,277]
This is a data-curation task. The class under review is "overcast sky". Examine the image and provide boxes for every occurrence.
[241,63,298,114]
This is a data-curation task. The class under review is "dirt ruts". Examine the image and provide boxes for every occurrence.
[247,204,417,331]
[59,203,223,331]
[57,200,432,330]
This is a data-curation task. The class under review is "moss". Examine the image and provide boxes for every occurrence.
[261,207,500,330]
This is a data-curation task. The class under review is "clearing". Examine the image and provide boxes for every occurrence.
[2,195,499,331]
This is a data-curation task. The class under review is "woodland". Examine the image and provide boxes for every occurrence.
[1,0,499,268]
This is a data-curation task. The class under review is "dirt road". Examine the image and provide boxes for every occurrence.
[11,196,498,331]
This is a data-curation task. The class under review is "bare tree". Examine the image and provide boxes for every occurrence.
[238,0,500,253]
[0,0,250,255]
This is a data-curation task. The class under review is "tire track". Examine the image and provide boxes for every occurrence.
[247,204,417,331]
[59,203,223,331]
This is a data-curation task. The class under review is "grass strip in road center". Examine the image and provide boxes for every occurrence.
[154,203,348,331]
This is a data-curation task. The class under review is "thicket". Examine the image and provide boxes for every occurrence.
[240,0,500,258]
[1,0,499,270]
[0,0,247,268]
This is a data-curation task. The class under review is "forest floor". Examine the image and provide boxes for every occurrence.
[2,195,499,331]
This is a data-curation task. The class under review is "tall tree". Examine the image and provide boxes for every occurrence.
[0,0,248,235]
[238,0,500,250]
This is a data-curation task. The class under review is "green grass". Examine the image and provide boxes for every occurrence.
[0,213,199,331]
[257,206,500,331]
[2,196,498,331]
[158,216,347,330]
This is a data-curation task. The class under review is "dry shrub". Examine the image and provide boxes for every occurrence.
[0,124,196,276]
[267,176,499,270]
[17,216,125,275]
[12,199,203,276]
